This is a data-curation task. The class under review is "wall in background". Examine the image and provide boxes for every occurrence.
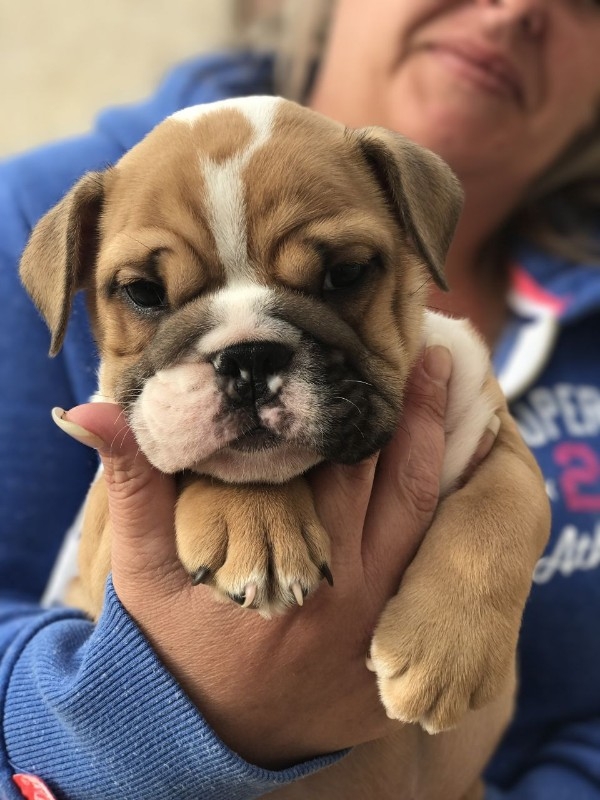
[0,0,237,156]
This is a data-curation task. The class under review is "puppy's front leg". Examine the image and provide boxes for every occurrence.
[370,394,550,733]
[176,476,332,614]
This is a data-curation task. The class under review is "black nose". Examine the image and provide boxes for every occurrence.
[214,341,293,405]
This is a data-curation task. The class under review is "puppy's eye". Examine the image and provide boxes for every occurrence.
[124,280,167,310]
[323,263,366,291]
[323,259,377,292]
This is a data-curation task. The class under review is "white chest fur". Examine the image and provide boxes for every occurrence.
[423,310,496,495]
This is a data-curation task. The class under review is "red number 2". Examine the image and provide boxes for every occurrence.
[554,442,600,513]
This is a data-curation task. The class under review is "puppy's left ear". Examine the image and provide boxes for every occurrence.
[351,127,464,290]
[20,171,105,356]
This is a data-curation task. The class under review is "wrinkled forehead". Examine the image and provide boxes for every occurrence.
[115,96,349,194]
[106,96,375,281]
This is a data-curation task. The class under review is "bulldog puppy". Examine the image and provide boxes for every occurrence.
[20,97,549,754]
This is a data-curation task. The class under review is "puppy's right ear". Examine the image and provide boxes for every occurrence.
[350,128,463,291]
[19,171,105,356]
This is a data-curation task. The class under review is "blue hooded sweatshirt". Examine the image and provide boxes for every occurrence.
[1,50,599,800]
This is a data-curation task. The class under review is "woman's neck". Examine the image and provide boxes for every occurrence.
[429,211,511,348]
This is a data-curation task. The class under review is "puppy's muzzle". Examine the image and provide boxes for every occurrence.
[213,341,293,407]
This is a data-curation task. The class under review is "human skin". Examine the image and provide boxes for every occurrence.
[309,0,600,345]
[62,345,492,770]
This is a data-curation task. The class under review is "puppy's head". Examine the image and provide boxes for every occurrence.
[21,96,462,483]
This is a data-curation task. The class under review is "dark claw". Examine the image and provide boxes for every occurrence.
[230,592,246,606]
[191,566,211,586]
[319,563,334,587]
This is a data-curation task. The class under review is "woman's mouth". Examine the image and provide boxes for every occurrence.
[425,42,524,107]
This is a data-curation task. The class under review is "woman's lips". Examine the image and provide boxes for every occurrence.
[426,43,524,106]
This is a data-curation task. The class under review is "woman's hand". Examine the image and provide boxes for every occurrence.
[61,343,488,770]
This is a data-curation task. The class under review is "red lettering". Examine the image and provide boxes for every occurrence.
[554,442,600,512]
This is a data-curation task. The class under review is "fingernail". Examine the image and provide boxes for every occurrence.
[51,407,106,449]
[423,336,452,383]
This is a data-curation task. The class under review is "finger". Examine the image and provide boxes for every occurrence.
[52,404,183,591]
[362,343,451,582]
[308,453,379,558]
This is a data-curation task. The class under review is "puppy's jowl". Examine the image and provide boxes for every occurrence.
[21,97,549,737]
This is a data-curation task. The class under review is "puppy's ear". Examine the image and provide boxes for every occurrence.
[352,128,463,290]
[20,171,105,355]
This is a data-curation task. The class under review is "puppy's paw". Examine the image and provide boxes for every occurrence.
[369,579,514,733]
[175,476,332,614]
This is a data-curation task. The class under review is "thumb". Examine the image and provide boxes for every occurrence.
[361,343,451,581]
[52,404,183,592]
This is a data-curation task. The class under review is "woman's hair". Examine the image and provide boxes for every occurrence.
[242,0,600,265]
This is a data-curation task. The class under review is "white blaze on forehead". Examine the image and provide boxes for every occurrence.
[196,283,301,357]
[171,97,282,283]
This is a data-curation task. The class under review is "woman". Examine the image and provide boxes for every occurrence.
[290,1,600,797]
[0,0,598,798]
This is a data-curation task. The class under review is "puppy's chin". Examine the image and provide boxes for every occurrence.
[192,445,323,485]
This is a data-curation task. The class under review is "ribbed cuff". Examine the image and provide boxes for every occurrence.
[1,580,346,799]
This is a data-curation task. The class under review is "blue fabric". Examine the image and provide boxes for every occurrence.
[0,50,346,800]
[486,306,600,796]
[1,46,600,799]
[0,580,342,800]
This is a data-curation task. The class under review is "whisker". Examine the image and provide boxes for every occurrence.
[408,277,431,298]
[339,379,374,389]
[396,417,413,466]
[426,304,447,314]
[123,232,154,254]
[352,422,365,439]
[333,395,363,415]
[107,423,130,453]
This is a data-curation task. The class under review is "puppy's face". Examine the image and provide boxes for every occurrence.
[21,97,462,484]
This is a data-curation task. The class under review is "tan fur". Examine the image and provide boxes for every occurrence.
[176,475,331,610]
[369,380,547,733]
[268,661,516,800]
[21,98,550,798]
